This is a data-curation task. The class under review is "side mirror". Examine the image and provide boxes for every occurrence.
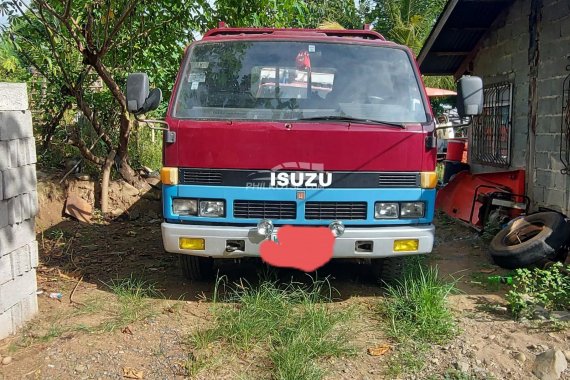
[126,73,162,115]
[457,76,483,117]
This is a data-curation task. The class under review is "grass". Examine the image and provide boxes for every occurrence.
[102,275,162,331]
[188,276,354,380]
[381,264,458,376]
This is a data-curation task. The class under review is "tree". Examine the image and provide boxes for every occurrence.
[370,0,453,90]
[0,36,29,81]
[1,0,211,210]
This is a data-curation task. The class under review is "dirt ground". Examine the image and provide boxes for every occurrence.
[0,179,569,380]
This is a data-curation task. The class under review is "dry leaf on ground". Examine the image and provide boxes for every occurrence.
[122,367,143,379]
[367,344,391,356]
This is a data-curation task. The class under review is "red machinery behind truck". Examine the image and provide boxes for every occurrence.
[126,24,483,281]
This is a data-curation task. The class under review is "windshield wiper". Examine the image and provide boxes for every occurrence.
[297,116,405,128]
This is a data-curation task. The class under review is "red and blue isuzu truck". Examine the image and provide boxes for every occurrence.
[126,24,483,280]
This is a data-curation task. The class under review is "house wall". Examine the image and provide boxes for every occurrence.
[0,83,39,339]
[470,0,570,215]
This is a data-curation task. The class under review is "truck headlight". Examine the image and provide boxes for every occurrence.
[400,202,425,218]
[375,202,399,219]
[199,200,225,217]
[172,198,198,215]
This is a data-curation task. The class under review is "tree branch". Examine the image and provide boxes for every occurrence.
[99,0,138,56]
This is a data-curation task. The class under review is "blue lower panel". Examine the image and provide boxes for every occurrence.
[163,185,435,226]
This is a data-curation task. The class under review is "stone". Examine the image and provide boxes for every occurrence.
[1,356,12,365]
[532,349,567,380]
[487,335,496,340]
[514,352,527,362]
[64,194,92,223]
[75,364,86,373]
[453,360,470,373]
[564,351,570,362]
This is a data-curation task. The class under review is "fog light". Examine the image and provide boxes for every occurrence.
[257,219,274,237]
[393,239,419,252]
[329,220,345,237]
[179,238,205,250]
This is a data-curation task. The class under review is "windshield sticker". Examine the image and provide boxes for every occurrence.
[193,62,209,69]
[308,45,315,53]
[190,82,199,90]
[188,72,206,83]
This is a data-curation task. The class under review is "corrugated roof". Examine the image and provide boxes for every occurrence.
[418,0,514,76]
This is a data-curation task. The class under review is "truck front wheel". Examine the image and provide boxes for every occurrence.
[180,255,214,281]
[371,257,406,286]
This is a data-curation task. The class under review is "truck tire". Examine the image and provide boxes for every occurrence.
[489,212,570,269]
[371,257,406,286]
[180,255,214,281]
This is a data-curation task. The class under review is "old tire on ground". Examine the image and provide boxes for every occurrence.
[489,212,570,269]
[371,257,407,286]
[180,255,214,281]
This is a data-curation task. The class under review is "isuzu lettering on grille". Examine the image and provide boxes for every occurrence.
[270,172,332,188]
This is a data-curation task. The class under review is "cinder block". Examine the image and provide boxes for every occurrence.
[0,253,11,284]
[0,269,37,311]
[20,292,37,322]
[8,138,17,168]
[0,141,9,170]
[11,244,30,277]
[544,189,566,208]
[29,240,38,268]
[0,199,7,228]
[27,138,36,164]
[29,191,38,219]
[10,301,22,329]
[0,83,28,112]
[7,195,22,225]
[0,111,33,140]
[0,219,35,257]
[0,309,13,338]
[1,165,37,199]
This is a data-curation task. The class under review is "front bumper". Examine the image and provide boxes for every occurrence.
[162,223,435,259]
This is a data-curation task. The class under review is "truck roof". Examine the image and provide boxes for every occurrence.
[200,26,400,47]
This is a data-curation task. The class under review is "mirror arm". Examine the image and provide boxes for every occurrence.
[134,114,169,131]
[435,116,473,131]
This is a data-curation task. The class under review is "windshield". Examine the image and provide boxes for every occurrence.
[173,40,427,123]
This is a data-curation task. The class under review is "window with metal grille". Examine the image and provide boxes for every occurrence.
[471,82,512,167]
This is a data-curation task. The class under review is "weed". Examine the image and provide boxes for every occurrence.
[103,275,161,331]
[381,264,458,376]
[188,276,353,380]
[382,265,457,344]
[507,262,570,319]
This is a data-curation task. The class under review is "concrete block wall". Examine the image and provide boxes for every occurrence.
[471,0,531,173]
[0,83,39,339]
[471,0,570,215]
[532,0,570,214]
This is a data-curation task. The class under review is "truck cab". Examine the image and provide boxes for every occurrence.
[126,25,483,281]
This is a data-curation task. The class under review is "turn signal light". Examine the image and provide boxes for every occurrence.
[393,239,419,252]
[161,167,178,185]
[179,238,205,250]
[420,172,437,189]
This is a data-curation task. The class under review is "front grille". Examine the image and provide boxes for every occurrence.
[180,169,223,185]
[305,202,367,220]
[378,173,419,188]
[234,200,297,219]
